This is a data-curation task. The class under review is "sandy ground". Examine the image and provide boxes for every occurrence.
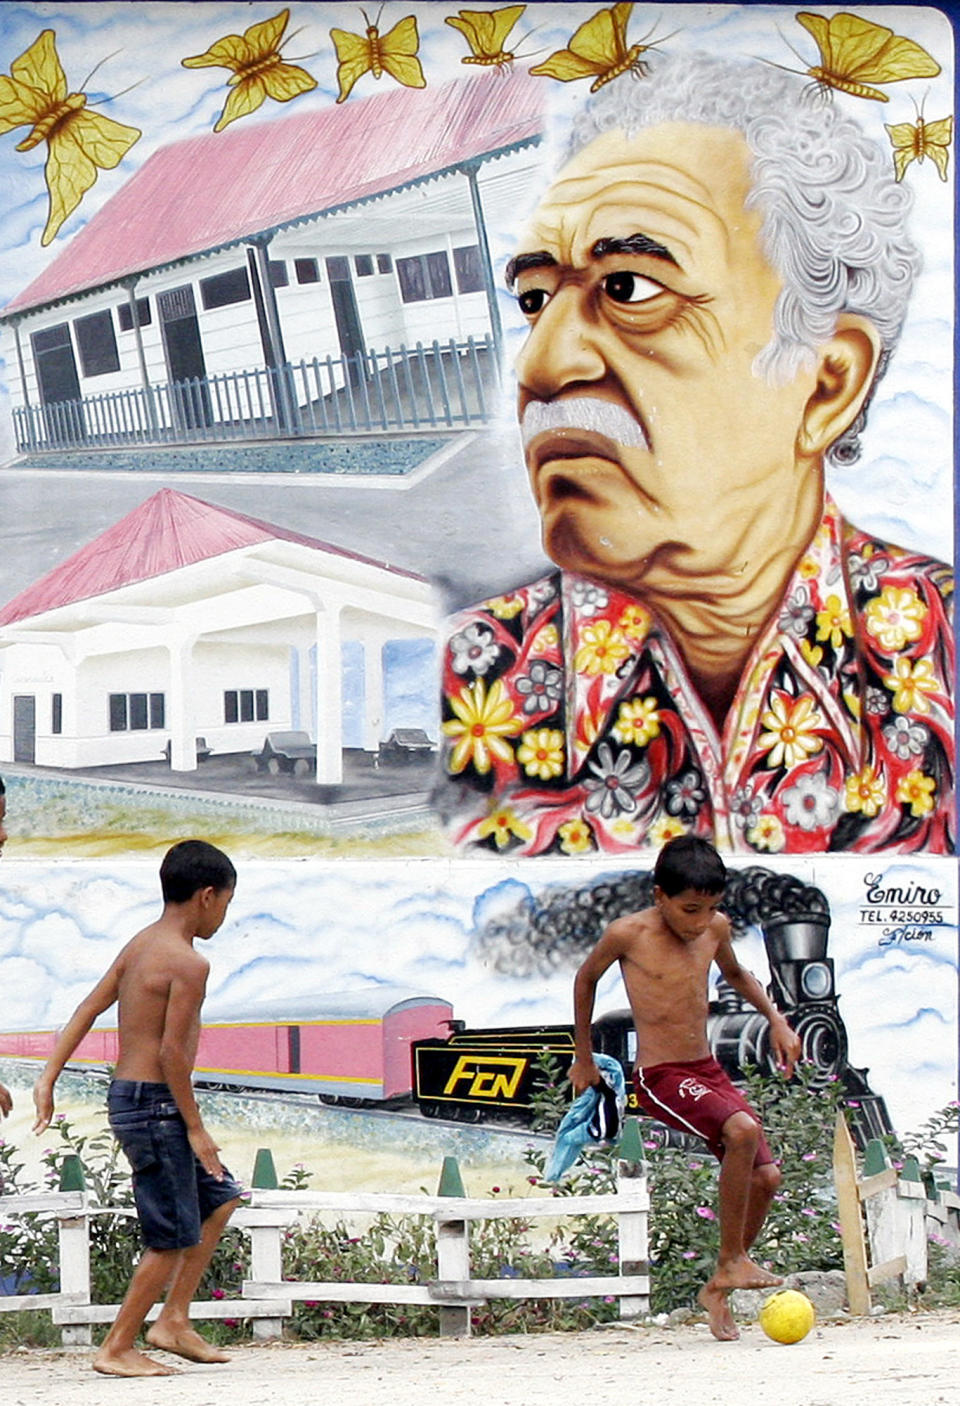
[1,1313,959,1405]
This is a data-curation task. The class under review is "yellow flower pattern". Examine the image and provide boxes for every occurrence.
[865,585,926,652]
[885,656,938,714]
[844,766,886,818]
[758,694,823,769]
[517,728,564,781]
[572,619,630,676]
[442,678,523,774]
[612,696,661,748]
[895,769,936,817]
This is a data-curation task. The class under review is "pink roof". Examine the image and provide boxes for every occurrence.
[5,72,545,316]
[0,488,426,625]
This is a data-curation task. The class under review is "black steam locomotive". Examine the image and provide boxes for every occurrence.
[413,865,892,1148]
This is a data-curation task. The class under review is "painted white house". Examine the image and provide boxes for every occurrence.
[0,488,439,783]
[0,73,545,449]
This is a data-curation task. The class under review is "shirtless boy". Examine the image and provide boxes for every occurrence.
[568,835,801,1341]
[33,839,241,1377]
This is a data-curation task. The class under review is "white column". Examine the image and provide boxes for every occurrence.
[166,635,197,772]
[314,605,343,784]
[362,635,385,753]
[295,642,312,732]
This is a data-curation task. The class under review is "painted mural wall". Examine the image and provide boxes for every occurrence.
[0,2,955,1189]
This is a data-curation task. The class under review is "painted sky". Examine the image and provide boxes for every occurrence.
[0,851,955,1138]
[0,2,954,561]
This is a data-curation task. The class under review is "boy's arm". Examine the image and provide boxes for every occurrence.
[714,932,802,1076]
[33,966,122,1132]
[159,959,223,1179]
[568,924,627,1094]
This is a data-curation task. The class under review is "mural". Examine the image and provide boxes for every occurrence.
[0,1,954,1226]
[0,2,949,861]
[0,851,955,1142]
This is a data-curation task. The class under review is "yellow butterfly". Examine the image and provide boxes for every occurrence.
[794,11,940,102]
[0,29,140,247]
[529,4,668,92]
[182,8,317,133]
[330,9,426,104]
[446,6,527,70]
[886,112,953,182]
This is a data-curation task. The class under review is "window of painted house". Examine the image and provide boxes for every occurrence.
[224,689,269,724]
[295,258,321,284]
[453,244,484,294]
[74,310,120,377]
[117,298,152,331]
[269,261,289,288]
[109,692,166,731]
[52,694,62,735]
[30,322,78,404]
[396,250,453,303]
[200,267,251,310]
[354,254,374,277]
[376,253,392,274]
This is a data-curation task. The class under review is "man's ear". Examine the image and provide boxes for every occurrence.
[796,315,882,458]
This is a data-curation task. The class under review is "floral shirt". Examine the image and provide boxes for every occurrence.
[440,498,954,856]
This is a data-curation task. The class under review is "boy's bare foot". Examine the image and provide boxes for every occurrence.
[93,1348,179,1377]
[711,1254,782,1292]
[698,1283,739,1341]
[146,1323,230,1363]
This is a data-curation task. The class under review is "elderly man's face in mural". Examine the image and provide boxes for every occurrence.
[512,122,826,593]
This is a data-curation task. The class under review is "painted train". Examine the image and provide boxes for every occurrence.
[0,867,895,1148]
[0,981,890,1150]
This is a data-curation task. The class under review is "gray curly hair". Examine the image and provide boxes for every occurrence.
[566,52,921,465]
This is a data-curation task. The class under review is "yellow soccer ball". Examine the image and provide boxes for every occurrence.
[759,1289,816,1344]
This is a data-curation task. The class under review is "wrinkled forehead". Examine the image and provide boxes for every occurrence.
[521,123,759,271]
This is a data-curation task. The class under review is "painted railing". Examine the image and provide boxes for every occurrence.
[12,336,499,452]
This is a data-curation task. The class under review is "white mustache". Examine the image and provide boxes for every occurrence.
[521,397,648,451]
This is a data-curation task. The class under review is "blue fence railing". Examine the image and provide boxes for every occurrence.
[13,336,500,452]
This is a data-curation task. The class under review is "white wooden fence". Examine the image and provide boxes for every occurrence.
[0,1149,649,1345]
[833,1113,960,1314]
[5,1125,957,1344]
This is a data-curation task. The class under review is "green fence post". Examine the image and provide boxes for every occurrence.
[252,1148,279,1189]
[58,1154,86,1192]
[436,1156,470,1338]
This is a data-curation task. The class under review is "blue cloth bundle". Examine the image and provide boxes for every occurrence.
[544,1052,626,1182]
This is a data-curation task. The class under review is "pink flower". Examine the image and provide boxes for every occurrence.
[682,1251,697,1260]
[695,1206,715,1220]
[211,1288,226,1300]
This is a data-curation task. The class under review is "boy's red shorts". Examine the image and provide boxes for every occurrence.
[633,1056,774,1166]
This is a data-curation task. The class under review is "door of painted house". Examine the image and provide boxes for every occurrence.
[325,257,365,387]
[157,285,212,431]
[31,322,84,446]
[12,695,36,763]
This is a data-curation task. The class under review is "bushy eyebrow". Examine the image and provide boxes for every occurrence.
[591,233,679,266]
[505,250,557,289]
[505,232,679,289]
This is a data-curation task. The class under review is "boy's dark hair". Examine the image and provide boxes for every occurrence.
[653,835,726,897]
[0,774,5,794]
[160,840,236,904]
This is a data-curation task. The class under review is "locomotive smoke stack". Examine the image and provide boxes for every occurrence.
[762,915,830,966]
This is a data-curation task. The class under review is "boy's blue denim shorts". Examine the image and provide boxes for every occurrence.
[107,1079,243,1251]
